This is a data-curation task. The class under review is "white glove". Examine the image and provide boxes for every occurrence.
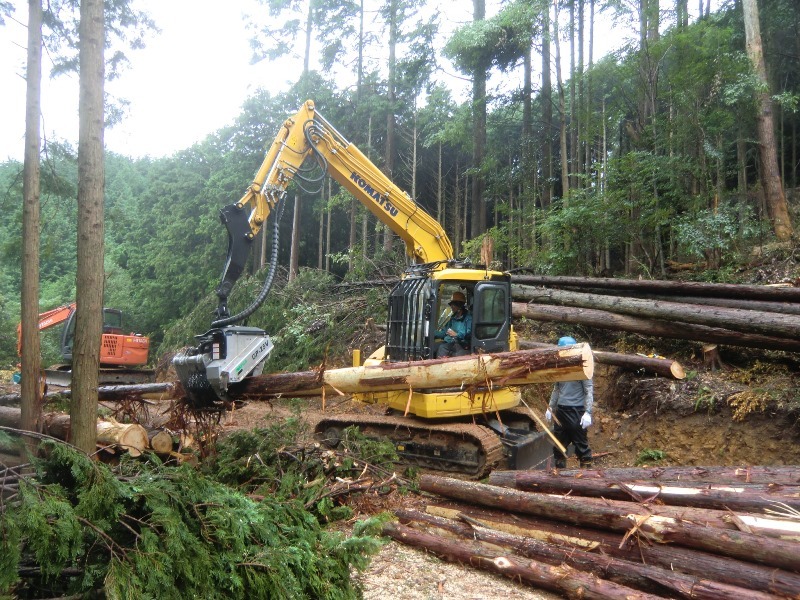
[545,408,552,422]
[580,412,592,429]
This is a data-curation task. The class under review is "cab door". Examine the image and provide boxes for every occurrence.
[470,280,511,353]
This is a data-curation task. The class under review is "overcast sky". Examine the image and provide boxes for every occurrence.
[0,0,708,162]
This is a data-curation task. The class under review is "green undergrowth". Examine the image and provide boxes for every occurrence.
[0,423,390,599]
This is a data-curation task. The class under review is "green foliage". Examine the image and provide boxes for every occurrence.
[1,440,381,599]
[673,201,757,264]
[635,449,667,466]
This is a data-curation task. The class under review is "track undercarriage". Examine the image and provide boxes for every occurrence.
[315,406,552,478]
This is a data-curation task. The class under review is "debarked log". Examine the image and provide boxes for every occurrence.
[512,286,800,339]
[518,340,686,379]
[553,465,800,485]
[234,344,593,399]
[419,475,800,571]
[488,470,800,515]
[0,406,149,456]
[395,508,779,600]
[382,521,666,600]
[426,503,800,599]
[512,303,800,353]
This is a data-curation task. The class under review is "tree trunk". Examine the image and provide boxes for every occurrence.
[382,521,665,600]
[289,192,301,281]
[553,0,570,201]
[552,464,800,485]
[426,504,800,598]
[511,274,800,302]
[518,341,685,378]
[383,0,397,253]
[20,0,44,436]
[511,286,800,338]
[488,470,800,513]
[235,345,593,399]
[72,0,105,454]
[419,476,800,570]
[512,302,800,352]
[742,0,793,240]
[470,0,487,238]
[396,509,778,600]
[541,7,553,209]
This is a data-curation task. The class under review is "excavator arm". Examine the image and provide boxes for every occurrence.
[178,99,457,406]
[215,99,453,319]
[16,303,76,356]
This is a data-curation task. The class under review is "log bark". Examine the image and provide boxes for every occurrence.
[382,521,665,600]
[427,503,800,598]
[396,508,778,600]
[550,287,800,316]
[518,340,685,379]
[512,303,800,352]
[234,344,593,399]
[554,465,800,485]
[488,470,800,514]
[0,407,148,456]
[419,475,800,570]
[512,286,800,339]
[0,382,174,407]
[510,275,800,302]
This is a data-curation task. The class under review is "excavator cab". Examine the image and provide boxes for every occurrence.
[385,265,513,362]
[61,307,149,366]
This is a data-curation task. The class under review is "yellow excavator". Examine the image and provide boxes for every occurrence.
[174,100,556,475]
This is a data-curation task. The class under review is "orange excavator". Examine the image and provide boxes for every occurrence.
[17,303,151,385]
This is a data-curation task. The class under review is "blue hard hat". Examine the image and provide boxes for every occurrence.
[557,336,577,346]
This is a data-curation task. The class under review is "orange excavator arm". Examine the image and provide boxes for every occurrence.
[16,303,76,356]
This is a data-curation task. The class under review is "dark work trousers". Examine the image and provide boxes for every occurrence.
[553,405,592,468]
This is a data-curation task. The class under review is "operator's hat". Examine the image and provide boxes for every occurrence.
[448,291,466,306]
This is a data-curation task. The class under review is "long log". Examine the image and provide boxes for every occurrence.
[518,340,686,379]
[382,521,666,600]
[0,406,148,456]
[512,303,800,352]
[510,275,800,302]
[550,286,800,316]
[0,382,175,407]
[554,465,800,485]
[234,344,593,398]
[512,286,800,339]
[419,475,800,570]
[426,503,800,598]
[488,470,800,515]
[396,509,779,600]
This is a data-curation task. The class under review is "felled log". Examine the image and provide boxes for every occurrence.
[0,406,148,456]
[512,286,800,339]
[488,470,800,513]
[426,504,800,598]
[0,382,175,407]
[396,508,777,600]
[96,420,149,457]
[147,429,174,454]
[510,275,800,302]
[512,303,800,352]
[382,521,665,600]
[554,465,800,485]
[234,344,593,399]
[518,340,685,379]
[419,475,800,570]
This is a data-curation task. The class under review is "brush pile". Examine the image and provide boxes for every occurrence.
[384,466,800,599]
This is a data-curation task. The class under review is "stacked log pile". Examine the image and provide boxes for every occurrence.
[511,275,800,353]
[385,468,800,599]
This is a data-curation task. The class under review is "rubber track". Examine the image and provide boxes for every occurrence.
[315,413,504,478]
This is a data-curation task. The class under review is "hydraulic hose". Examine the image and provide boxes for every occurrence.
[211,201,285,328]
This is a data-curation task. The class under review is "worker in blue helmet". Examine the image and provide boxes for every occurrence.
[546,336,594,468]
